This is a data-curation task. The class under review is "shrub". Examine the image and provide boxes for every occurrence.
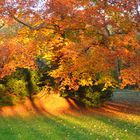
[28,70,41,94]
[61,84,113,107]
[0,84,14,106]
[81,90,101,107]
[0,84,6,93]
[0,68,43,106]
[5,68,42,94]
[6,79,28,99]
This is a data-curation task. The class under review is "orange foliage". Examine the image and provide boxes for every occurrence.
[0,0,140,89]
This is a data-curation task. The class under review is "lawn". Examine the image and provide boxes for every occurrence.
[0,112,139,140]
[0,90,140,140]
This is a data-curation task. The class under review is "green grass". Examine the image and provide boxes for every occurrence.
[0,113,139,140]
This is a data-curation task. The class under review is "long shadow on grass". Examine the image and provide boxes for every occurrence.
[61,112,140,139]
[103,101,140,115]
[64,111,140,139]
[41,114,109,140]
[0,115,108,140]
[94,115,140,137]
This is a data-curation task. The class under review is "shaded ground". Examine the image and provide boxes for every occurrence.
[0,90,140,140]
[113,89,140,105]
[100,90,140,117]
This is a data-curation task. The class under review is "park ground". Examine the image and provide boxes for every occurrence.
[0,90,140,140]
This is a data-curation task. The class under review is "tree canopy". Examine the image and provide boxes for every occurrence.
[0,0,140,92]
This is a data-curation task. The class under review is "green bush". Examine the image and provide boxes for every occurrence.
[28,70,41,93]
[81,90,101,107]
[6,79,28,99]
[0,79,28,105]
[6,68,42,93]
[0,84,14,106]
[61,84,113,107]
[0,84,6,93]
[0,68,42,106]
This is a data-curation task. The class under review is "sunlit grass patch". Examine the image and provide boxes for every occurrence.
[0,112,139,140]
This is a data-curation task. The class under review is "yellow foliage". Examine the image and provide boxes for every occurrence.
[95,76,117,91]
[79,77,93,86]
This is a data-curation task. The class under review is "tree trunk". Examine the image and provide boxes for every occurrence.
[115,57,121,84]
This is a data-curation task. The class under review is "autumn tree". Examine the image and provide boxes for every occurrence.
[0,0,140,106]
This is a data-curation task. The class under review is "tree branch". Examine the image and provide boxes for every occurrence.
[8,11,87,33]
[9,11,34,29]
[0,22,5,29]
[8,11,56,30]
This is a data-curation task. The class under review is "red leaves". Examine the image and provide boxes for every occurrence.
[120,67,140,89]
[0,42,37,79]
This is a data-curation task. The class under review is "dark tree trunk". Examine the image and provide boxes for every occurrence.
[25,69,40,113]
[115,57,121,84]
